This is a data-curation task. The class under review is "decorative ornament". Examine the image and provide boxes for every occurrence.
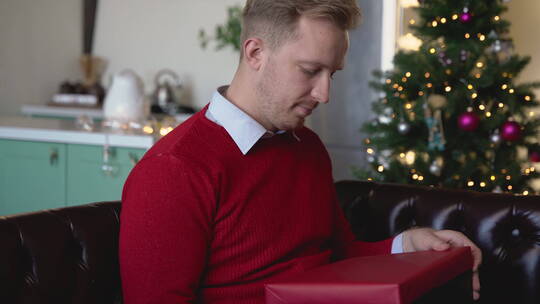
[367,155,376,163]
[427,94,448,109]
[424,102,446,151]
[500,121,521,141]
[458,109,480,131]
[530,151,540,163]
[398,121,411,134]
[429,158,444,176]
[460,7,472,23]
[378,115,392,124]
[490,130,501,144]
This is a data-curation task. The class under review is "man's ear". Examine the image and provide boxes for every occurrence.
[243,38,265,70]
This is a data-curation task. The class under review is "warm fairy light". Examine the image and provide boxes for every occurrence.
[426,83,433,88]
[378,165,385,173]
[418,91,425,96]
[468,84,474,90]
[525,96,532,101]
[468,181,475,187]
[452,14,459,20]
[501,84,508,90]
[367,148,375,154]
[445,69,452,75]
[143,125,154,134]
[429,48,436,54]
[424,72,431,78]
[508,185,513,191]
[530,111,535,117]
[405,72,412,77]
[405,103,413,110]
[475,74,481,79]
[400,153,406,158]
[498,103,505,108]
[525,168,531,175]
[523,190,529,196]
[441,17,447,23]
[506,175,512,180]
[509,89,515,94]
[465,33,471,39]
[479,34,486,41]
[476,62,484,68]
[485,112,492,118]
[365,138,371,144]
[418,175,425,181]
[479,104,486,111]
[405,151,416,165]
[531,167,536,172]
[400,0,420,8]
[386,79,392,84]
[502,169,508,174]
[367,178,373,181]
[494,16,500,21]
[402,77,408,82]
[160,127,174,136]
[480,182,486,188]
[412,174,419,180]
[502,72,509,77]
[409,19,416,25]
[398,86,404,92]
[472,93,478,99]
[490,175,496,181]
[393,84,399,89]
[445,86,452,92]
[432,21,438,27]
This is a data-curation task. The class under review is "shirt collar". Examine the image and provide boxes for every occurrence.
[205,86,300,155]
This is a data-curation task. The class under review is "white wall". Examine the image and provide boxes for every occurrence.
[0,0,241,116]
[0,0,80,116]
[506,0,540,95]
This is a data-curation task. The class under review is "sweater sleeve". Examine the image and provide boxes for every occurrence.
[119,154,217,304]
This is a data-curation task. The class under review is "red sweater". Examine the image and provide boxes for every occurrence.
[119,108,392,304]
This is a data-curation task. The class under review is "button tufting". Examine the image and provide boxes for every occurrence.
[512,228,520,237]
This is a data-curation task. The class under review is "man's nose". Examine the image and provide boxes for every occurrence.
[311,74,330,104]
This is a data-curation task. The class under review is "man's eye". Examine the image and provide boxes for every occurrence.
[302,68,318,76]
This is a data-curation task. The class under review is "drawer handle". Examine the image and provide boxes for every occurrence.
[128,153,139,166]
[49,148,58,166]
[101,144,118,177]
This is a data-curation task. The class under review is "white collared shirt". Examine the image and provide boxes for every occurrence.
[205,86,403,254]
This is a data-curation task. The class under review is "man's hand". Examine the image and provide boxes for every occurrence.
[402,227,482,301]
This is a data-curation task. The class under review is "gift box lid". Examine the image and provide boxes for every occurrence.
[265,247,473,304]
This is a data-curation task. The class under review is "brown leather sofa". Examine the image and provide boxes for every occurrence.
[1,181,539,303]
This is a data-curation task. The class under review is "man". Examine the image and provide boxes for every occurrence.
[119,0,482,303]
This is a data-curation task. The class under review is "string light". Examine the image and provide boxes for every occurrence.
[494,16,500,22]
[498,103,505,108]
[429,48,437,54]
[400,153,406,158]
[402,77,408,82]
[465,33,471,39]
[367,178,373,181]
[490,175,496,181]
[529,111,535,117]
[426,83,433,88]
[412,174,419,180]
[452,14,459,20]
[467,84,474,90]
[365,138,371,144]
[506,175,512,181]
[432,21,438,27]
[507,185,513,191]
[409,19,416,25]
[143,126,154,134]
[472,93,478,99]
[405,103,413,110]
[485,112,492,117]
[367,148,375,154]
[418,91,425,96]
[478,34,486,41]
[424,72,431,78]
[523,190,529,196]
[525,96,532,101]
[468,181,475,187]
[475,73,481,79]
[509,89,515,94]
[480,182,486,188]
[445,86,452,92]
[501,84,508,90]
[386,79,392,84]
[398,86,404,91]
[377,165,385,173]
[476,62,484,68]
[393,83,399,89]
[479,104,486,111]
[418,176,425,181]
[405,72,412,77]
[441,17,447,23]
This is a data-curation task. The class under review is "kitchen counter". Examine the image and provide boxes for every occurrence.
[0,116,155,149]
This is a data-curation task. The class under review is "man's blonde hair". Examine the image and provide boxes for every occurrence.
[240,0,361,55]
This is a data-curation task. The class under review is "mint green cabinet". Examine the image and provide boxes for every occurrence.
[0,139,147,216]
[66,144,145,205]
[0,139,66,215]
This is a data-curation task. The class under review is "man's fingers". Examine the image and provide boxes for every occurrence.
[434,230,483,270]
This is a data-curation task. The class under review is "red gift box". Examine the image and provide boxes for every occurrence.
[265,247,473,304]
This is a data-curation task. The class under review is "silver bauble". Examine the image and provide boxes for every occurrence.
[378,115,392,125]
[490,133,501,144]
[367,155,376,163]
[429,162,442,176]
[398,121,411,134]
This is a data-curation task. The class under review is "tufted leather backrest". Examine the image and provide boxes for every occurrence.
[335,180,540,304]
[0,202,122,304]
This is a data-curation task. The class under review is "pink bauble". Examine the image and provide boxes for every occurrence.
[458,112,480,131]
[530,151,540,162]
[460,12,472,23]
[500,121,521,142]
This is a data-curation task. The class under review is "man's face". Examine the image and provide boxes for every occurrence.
[255,16,349,131]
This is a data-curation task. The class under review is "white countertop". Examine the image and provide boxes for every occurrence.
[0,116,155,149]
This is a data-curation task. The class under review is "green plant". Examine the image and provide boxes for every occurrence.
[199,5,242,52]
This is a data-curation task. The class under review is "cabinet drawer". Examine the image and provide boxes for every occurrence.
[0,139,66,215]
[66,144,146,205]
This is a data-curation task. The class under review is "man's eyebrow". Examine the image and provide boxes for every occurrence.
[298,61,343,71]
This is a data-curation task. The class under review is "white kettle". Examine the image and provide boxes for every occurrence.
[103,70,148,123]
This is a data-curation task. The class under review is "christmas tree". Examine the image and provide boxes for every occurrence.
[357,0,540,194]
